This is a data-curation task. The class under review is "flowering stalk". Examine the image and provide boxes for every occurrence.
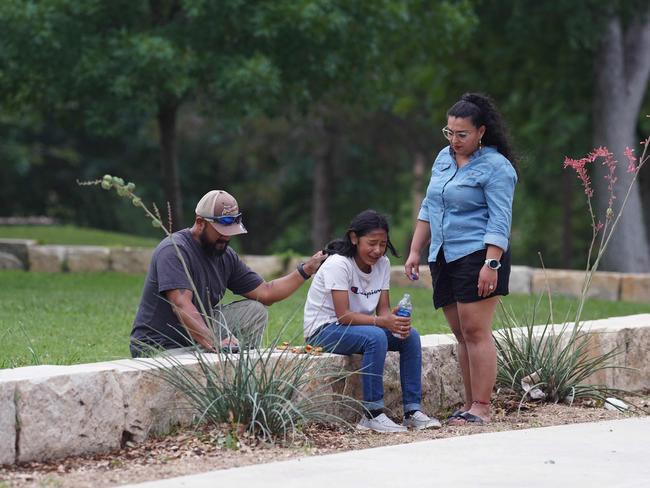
[78,175,216,327]
[564,131,649,324]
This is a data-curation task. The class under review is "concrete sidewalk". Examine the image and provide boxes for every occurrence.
[120,417,650,488]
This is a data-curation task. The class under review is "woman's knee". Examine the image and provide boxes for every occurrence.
[460,321,492,343]
[450,327,466,344]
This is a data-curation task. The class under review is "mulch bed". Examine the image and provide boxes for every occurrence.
[2,394,648,488]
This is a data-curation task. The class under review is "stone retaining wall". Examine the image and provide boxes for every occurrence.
[0,239,285,278]
[1,314,648,465]
[2,238,650,302]
[390,265,650,303]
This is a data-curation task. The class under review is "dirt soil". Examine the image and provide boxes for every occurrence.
[2,394,648,488]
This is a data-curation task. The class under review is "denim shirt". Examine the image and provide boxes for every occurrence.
[418,145,517,263]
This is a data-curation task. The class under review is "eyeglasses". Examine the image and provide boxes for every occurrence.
[442,127,473,141]
[200,213,242,225]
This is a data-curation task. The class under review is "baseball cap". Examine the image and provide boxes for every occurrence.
[195,190,247,236]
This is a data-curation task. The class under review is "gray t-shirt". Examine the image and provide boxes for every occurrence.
[131,228,263,351]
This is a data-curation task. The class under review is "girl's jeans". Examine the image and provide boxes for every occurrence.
[310,323,422,412]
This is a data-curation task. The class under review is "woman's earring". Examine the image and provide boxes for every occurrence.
[479,138,482,149]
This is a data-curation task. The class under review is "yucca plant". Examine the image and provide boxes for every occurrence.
[495,132,649,409]
[81,175,361,443]
[495,297,626,407]
[145,327,360,443]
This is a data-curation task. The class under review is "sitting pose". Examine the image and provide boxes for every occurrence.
[131,189,325,357]
[303,210,441,433]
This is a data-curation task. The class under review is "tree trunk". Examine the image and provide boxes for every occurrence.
[310,119,336,249]
[405,151,427,262]
[157,101,184,231]
[561,170,574,268]
[592,10,650,272]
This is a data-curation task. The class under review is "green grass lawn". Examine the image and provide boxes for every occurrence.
[0,225,159,247]
[2,270,649,367]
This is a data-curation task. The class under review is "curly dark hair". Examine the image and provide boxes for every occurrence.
[447,93,520,176]
[324,209,399,258]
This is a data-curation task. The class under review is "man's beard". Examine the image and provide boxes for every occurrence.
[199,228,229,257]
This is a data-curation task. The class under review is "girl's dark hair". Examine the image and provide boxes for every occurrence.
[324,209,399,258]
[447,93,520,176]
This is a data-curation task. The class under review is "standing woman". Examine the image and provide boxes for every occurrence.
[405,93,518,424]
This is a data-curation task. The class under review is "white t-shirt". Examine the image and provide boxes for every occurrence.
[303,254,391,337]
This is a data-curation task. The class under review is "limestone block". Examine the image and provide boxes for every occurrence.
[0,365,73,383]
[382,344,463,417]
[0,238,37,270]
[580,325,650,392]
[0,251,22,270]
[618,325,650,391]
[117,360,202,442]
[323,354,365,422]
[509,265,533,295]
[241,255,284,279]
[28,245,66,272]
[390,266,431,289]
[110,247,154,273]
[620,274,650,303]
[66,246,110,272]
[250,352,364,423]
[421,344,464,412]
[0,382,16,465]
[16,371,125,462]
[531,269,621,300]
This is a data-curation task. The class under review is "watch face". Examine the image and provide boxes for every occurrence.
[487,259,500,269]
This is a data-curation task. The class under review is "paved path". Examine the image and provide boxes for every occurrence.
[120,417,650,488]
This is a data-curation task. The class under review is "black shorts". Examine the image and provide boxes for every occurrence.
[429,247,511,309]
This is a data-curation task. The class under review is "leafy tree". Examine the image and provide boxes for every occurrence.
[0,0,399,229]
[296,0,478,248]
[592,3,650,272]
[434,0,650,271]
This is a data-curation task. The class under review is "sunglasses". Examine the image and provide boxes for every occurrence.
[200,213,242,225]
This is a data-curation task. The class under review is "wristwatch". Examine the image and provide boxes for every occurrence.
[484,258,501,270]
[296,262,311,280]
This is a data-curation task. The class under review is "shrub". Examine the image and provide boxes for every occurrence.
[147,333,359,443]
[495,298,625,406]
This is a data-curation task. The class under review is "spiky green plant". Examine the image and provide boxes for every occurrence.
[81,175,361,442]
[144,329,360,443]
[494,298,627,407]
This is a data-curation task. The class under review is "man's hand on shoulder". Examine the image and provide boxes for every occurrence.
[302,250,328,276]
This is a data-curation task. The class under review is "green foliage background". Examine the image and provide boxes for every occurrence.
[1,0,649,267]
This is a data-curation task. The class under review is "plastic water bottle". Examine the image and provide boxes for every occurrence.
[394,293,412,338]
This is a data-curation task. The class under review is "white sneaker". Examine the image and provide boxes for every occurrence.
[402,410,442,430]
[357,413,408,433]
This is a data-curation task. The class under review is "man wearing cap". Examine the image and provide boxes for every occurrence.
[130,190,325,356]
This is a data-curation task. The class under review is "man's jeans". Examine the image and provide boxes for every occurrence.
[310,324,422,412]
